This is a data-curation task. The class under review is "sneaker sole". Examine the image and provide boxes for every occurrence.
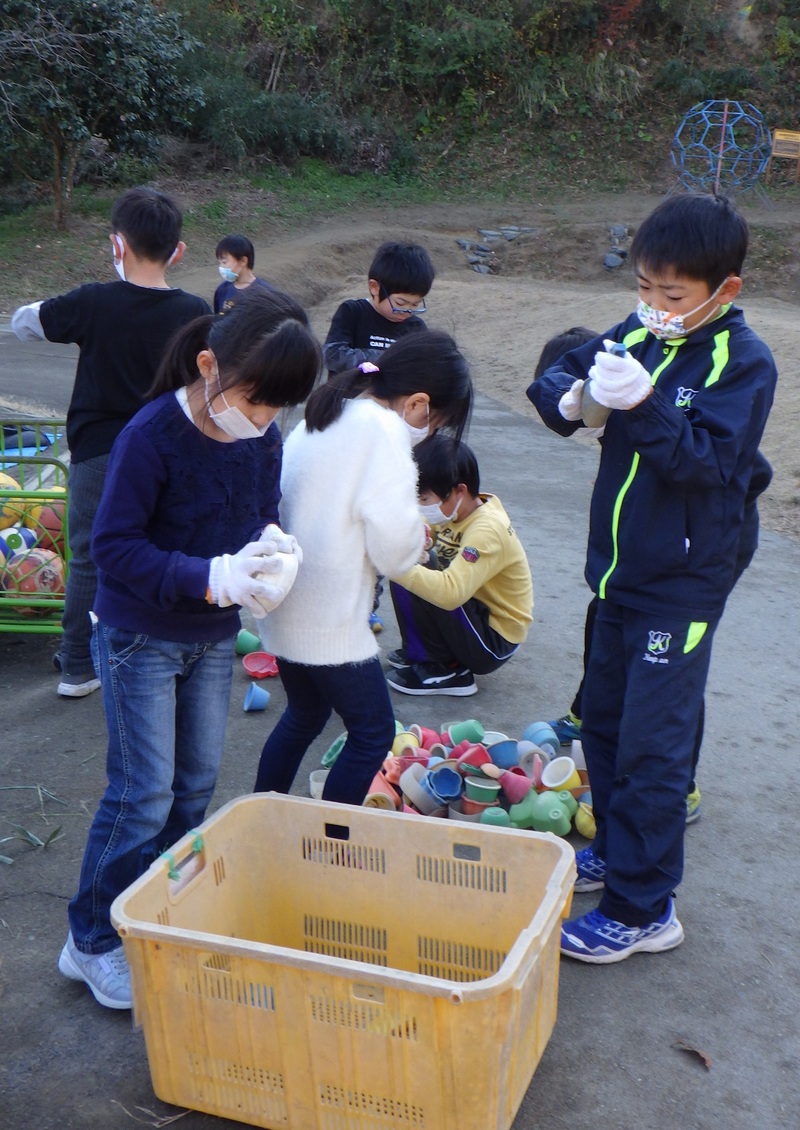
[685,807,701,825]
[386,679,478,697]
[561,919,685,964]
[58,943,132,1009]
[57,679,101,698]
[574,876,605,893]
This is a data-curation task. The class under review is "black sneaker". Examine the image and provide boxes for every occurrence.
[386,648,410,669]
[386,661,477,697]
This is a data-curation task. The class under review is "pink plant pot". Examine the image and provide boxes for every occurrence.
[500,767,534,805]
[364,771,400,809]
[409,725,442,750]
[456,743,491,772]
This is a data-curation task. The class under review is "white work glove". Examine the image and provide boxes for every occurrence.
[208,540,283,619]
[588,340,652,410]
[558,378,586,421]
[260,522,303,565]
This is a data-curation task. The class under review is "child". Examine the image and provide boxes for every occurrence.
[11,188,210,698]
[213,233,278,313]
[536,330,772,825]
[386,434,533,697]
[58,288,321,1010]
[528,193,777,963]
[254,330,473,806]
[323,240,435,631]
[322,241,434,376]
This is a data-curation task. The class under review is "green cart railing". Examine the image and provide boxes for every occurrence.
[0,419,70,634]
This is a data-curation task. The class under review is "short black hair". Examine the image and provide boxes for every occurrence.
[414,433,480,499]
[630,193,748,291]
[111,188,182,264]
[216,234,256,269]
[534,326,597,379]
[368,242,435,296]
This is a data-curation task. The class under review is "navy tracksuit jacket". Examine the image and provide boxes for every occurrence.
[528,306,778,924]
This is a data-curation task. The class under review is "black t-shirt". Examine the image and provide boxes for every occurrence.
[322,298,426,375]
[40,281,210,463]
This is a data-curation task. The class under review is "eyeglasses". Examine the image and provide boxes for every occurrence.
[380,286,427,316]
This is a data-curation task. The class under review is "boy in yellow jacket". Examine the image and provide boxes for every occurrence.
[386,434,533,697]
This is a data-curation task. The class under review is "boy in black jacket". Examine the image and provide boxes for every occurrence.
[528,194,777,963]
[322,241,433,375]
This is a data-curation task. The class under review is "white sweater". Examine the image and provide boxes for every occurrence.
[261,398,425,665]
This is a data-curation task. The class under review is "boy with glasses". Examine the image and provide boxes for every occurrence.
[323,241,434,376]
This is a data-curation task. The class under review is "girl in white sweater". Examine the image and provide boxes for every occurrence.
[254,329,473,804]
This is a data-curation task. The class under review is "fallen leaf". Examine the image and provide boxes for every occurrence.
[673,1039,712,1070]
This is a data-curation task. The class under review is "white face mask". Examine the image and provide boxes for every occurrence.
[205,383,269,440]
[419,499,460,525]
[218,264,238,283]
[636,280,726,340]
[403,402,430,447]
[112,235,126,282]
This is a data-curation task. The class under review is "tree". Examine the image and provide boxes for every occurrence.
[0,0,203,227]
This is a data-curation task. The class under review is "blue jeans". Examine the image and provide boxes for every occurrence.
[60,455,110,677]
[68,624,235,953]
[254,656,395,805]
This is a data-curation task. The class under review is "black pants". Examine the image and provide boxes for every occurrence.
[390,582,518,675]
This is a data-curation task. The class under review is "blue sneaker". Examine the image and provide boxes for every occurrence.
[561,898,684,964]
[548,713,581,744]
[574,845,606,892]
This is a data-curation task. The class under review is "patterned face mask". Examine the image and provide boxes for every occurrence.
[636,280,726,340]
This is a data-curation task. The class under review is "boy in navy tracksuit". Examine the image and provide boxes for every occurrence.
[528,194,778,963]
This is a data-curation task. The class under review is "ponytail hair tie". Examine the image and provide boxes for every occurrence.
[358,361,380,373]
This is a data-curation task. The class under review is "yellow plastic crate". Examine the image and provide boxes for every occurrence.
[0,419,70,633]
[111,794,575,1130]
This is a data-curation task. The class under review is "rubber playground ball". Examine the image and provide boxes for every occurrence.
[24,500,66,553]
[2,548,65,598]
[0,472,28,525]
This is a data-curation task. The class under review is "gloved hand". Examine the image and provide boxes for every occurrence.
[558,378,586,421]
[589,340,652,410]
[208,539,283,619]
[260,522,303,565]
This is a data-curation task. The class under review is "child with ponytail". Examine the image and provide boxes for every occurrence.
[59,287,321,1011]
[254,328,473,806]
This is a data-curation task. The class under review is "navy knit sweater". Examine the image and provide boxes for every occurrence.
[92,392,282,642]
[528,306,778,621]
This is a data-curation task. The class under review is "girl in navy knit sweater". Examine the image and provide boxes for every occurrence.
[59,288,321,1011]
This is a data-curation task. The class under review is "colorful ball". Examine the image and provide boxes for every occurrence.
[2,548,65,602]
[0,472,29,526]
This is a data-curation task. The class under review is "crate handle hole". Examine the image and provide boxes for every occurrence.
[352,984,385,1004]
[453,843,482,862]
[166,849,206,893]
[324,822,350,841]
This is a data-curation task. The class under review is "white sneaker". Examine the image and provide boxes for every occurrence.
[57,674,101,698]
[58,932,131,1009]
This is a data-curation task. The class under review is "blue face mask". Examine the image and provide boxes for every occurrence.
[218,265,238,283]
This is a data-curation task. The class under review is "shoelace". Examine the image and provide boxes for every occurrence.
[98,948,129,979]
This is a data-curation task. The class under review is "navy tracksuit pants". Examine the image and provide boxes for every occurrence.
[581,598,718,926]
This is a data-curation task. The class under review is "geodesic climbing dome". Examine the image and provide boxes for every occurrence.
[670,101,772,195]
